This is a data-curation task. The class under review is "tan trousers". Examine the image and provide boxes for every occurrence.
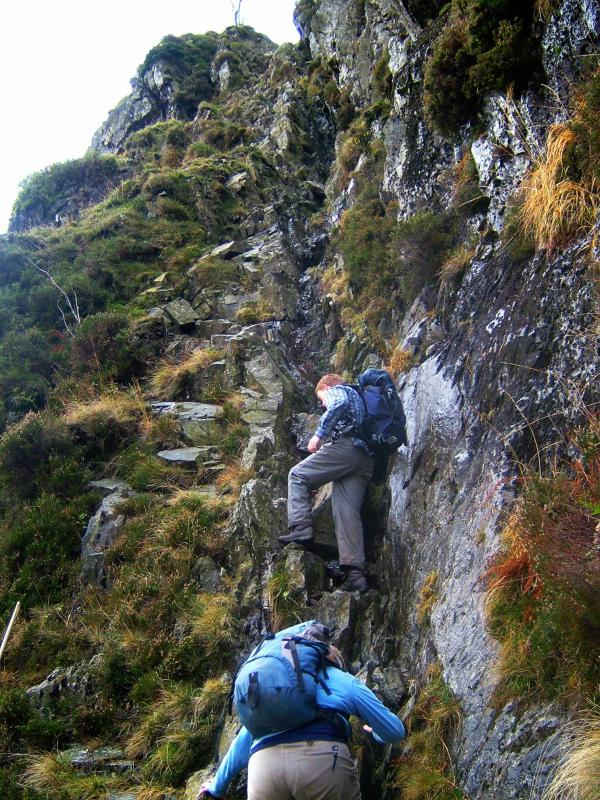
[247,740,361,800]
[287,438,374,570]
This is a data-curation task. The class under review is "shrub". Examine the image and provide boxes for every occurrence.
[519,69,600,251]
[11,154,125,226]
[183,592,236,656]
[188,255,239,289]
[520,125,600,251]
[405,0,445,24]
[70,311,141,380]
[266,564,306,632]
[0,412,76,499]
[0,327,58,425]
[114,444,196,491]
[386,210,457,304]
[235,300,275,325]
[0,492,97,615]
[438,244,475,286]
[137,33,220,119]
[126,120,192,164]
[199,117,248,150]
[336,197,395,292]
[386,349,415,378]
[372,51,393,99]
[423,0,541,135]
[135,676,230,785]
[23,752,128,799]
[417,571,439,626]
[64,390,141,453]
[185,141,217,160]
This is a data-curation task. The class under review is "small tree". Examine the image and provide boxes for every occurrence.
[230,0,243,25]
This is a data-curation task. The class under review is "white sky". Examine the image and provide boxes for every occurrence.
[0,0,300,233]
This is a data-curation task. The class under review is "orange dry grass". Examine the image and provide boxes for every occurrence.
[215,463,255,498]
[438,245,475,284]
[484,512,542,603]
[149,347,224,399]
[542,711,600,800]
[520,124,600,251]
[386,348,414,378]
[64,392,141,430]
[535,0,558,19]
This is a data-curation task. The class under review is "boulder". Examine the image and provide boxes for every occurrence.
[27,659,98,709]
[62,746,136,775]
[163,298,198,327]
[157,446,217,465]
[81,485,132,588]
[152,402,224,445]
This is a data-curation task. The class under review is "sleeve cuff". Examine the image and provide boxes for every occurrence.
[315,428,327,439]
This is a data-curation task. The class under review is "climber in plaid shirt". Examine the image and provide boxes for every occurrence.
[279,374,374,592]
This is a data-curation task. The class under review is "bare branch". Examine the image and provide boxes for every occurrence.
[229,0,243,25]
[25,256,81,337]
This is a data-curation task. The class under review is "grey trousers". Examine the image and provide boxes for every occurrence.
[247,741,361,800]
[287,437,374,570]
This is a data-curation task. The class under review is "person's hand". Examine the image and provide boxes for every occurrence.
[196,786,215,798]
[363,725,373,736]
[308,435,322,453]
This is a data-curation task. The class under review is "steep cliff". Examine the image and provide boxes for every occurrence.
[0,2,599,799]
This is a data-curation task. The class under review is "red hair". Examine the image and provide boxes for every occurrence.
[315,373,344,394]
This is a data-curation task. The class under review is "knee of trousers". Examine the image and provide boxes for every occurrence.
[289,463,310,483]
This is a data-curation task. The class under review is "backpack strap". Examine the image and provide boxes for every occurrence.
[342,383,370,444]
[247,672,260,709]
[284,638,306,691]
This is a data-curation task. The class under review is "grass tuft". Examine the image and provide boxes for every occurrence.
[417,571,439,626]
[543,710,600,800]
[520,125,600,251]
[149,347,225,400]
[393,663,462,800]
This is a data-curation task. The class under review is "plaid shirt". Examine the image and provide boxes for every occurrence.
[315,385,373,455]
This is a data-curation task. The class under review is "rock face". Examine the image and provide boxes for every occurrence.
[81,483,132,589]
[14,4,600,799]
[92,28,277,153]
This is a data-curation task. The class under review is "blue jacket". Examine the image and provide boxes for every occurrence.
[205,667,405,797]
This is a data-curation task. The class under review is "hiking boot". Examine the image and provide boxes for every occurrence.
[338,568,368,593]
[278,526,314,546]
[326,560,346,587]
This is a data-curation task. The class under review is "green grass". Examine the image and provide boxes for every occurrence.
[484,425,600,706]
[393,664,463,800]
[423,0,542,136]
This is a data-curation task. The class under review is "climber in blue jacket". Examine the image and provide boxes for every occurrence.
[196,645,405,799]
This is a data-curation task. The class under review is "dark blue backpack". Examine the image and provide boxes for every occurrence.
[352,368,408,455]
[233,621,332,738]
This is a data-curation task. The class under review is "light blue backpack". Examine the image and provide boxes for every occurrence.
[233,620,332,738]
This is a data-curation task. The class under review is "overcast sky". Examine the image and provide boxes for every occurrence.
[0,0,300,233]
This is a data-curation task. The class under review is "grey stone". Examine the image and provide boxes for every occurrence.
[163,298,198,327]
[152,402,224,446]
[63,746,136,775]
[311,483,338,552]
[27,659,98,709]
[157,447,216,464]
[89,479,131,496]
[81,487,131,588]
[292,413,322,452]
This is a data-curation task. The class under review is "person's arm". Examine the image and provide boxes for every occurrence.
[350,678,406,744]
[315,386,350,441]
[202,726,253,797]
